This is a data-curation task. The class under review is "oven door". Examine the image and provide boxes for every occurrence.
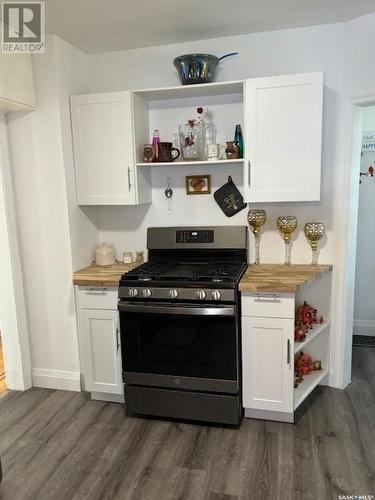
[119,302,239,394]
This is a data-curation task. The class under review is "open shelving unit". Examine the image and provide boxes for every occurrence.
[131,81,244,169]
[293,272,332,414]
[294,369,329,410]
[294,321,330,354]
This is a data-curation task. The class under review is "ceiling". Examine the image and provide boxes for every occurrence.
[7,0,375,54]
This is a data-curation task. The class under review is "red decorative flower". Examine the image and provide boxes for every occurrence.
[187,119,196,128]
[197,107,203,114]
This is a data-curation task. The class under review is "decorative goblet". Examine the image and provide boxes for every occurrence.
[247,209,267,264]
[277,216,297,265]
[304,223,325,265]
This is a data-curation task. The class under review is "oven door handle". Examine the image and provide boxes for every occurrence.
[118,303,235,317]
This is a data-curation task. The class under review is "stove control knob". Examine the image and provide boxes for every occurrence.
[142,288,152,298]
[169,289,179,299]
[128,288,139,298]
[211,290,221,301]
[196,290,206,300]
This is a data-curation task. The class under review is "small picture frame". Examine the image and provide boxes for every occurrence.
[185,175,211,195]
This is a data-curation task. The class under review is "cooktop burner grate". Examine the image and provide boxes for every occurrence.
[123,261,247,283]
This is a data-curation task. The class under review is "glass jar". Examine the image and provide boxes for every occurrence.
[134,251,144,264]
[123,251,133,264]
[179,122,205,161]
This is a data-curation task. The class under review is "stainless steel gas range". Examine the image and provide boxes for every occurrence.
[118,226,248,425]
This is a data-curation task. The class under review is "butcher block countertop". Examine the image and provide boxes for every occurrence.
[73,262,137,287]
[239,264,333,293]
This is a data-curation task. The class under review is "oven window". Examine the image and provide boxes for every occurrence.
[120,311,237,380]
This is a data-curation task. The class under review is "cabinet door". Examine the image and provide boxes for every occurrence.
[244,72,323,202]
[71,91,136,205]
[242,316,294,413]
[79,309,123,394]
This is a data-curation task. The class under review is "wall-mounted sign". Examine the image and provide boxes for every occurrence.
[362,131,375,152]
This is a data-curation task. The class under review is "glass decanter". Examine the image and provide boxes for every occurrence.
[304,222,325,265]
[247,209,267,265]
[277,216,297,265]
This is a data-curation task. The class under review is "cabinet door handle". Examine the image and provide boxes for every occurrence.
[287,339,291,365]
[248,160,251,187]
[116,327,120,351]
[254,293,280,302]
[85,287,108,294]
[127,166,132,191]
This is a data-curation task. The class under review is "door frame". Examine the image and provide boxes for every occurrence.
[0,112,31,391]
[337,95,375,388]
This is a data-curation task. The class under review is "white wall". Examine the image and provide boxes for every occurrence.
[0,114,31,390]
[54,37,98,270]
[353,106,375,335]
[6,36,94,390]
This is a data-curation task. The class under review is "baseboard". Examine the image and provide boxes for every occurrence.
[31,368,81,392]
[91,391,124,404]
[244,408,294,423]
[353,319,375,337]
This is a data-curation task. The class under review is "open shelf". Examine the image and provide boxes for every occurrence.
[133,80,244,101]
[294,368,328,410]
[136,158,244,167]
[294,321,330,354]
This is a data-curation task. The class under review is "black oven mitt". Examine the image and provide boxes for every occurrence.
[214,176,247,217]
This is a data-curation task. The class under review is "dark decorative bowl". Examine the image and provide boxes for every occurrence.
[173,53,238,85]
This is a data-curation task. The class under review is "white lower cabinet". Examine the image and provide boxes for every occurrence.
[242,316,294,414]
[79,309,122,394]
[75,286,124,401]
[242,293,295,422]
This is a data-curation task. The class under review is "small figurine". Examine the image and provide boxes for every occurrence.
[313,360,322,371]
[295,351,313,377]
[297,301,320,329]
[294,323,307,342]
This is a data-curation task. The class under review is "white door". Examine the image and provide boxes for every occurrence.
[70,91,136,205]
[243,72,323,202]
[79,309,123,394]
[242,316,294,413]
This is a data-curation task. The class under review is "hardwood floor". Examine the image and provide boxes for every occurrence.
[0,346,374,500]
[0,338,6,396]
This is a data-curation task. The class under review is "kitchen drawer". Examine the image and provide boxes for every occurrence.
[76,286,118,310]
[241,292,295,319]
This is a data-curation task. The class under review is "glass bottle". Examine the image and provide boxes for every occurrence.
[203,109,216,143]
[234,124,244,159]
[152,129,160,162]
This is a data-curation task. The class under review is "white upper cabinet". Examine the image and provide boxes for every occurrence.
[243,72,323,202]
[0,53,36,112]
[70,91,151,205]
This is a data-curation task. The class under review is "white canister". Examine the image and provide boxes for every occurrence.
[94,243,116,266]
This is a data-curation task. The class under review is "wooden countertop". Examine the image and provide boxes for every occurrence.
[74,262,333,292]
[73,262,138,287]
[239,264,333,293]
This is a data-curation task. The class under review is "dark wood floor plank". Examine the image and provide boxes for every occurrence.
[0,347,374,500]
